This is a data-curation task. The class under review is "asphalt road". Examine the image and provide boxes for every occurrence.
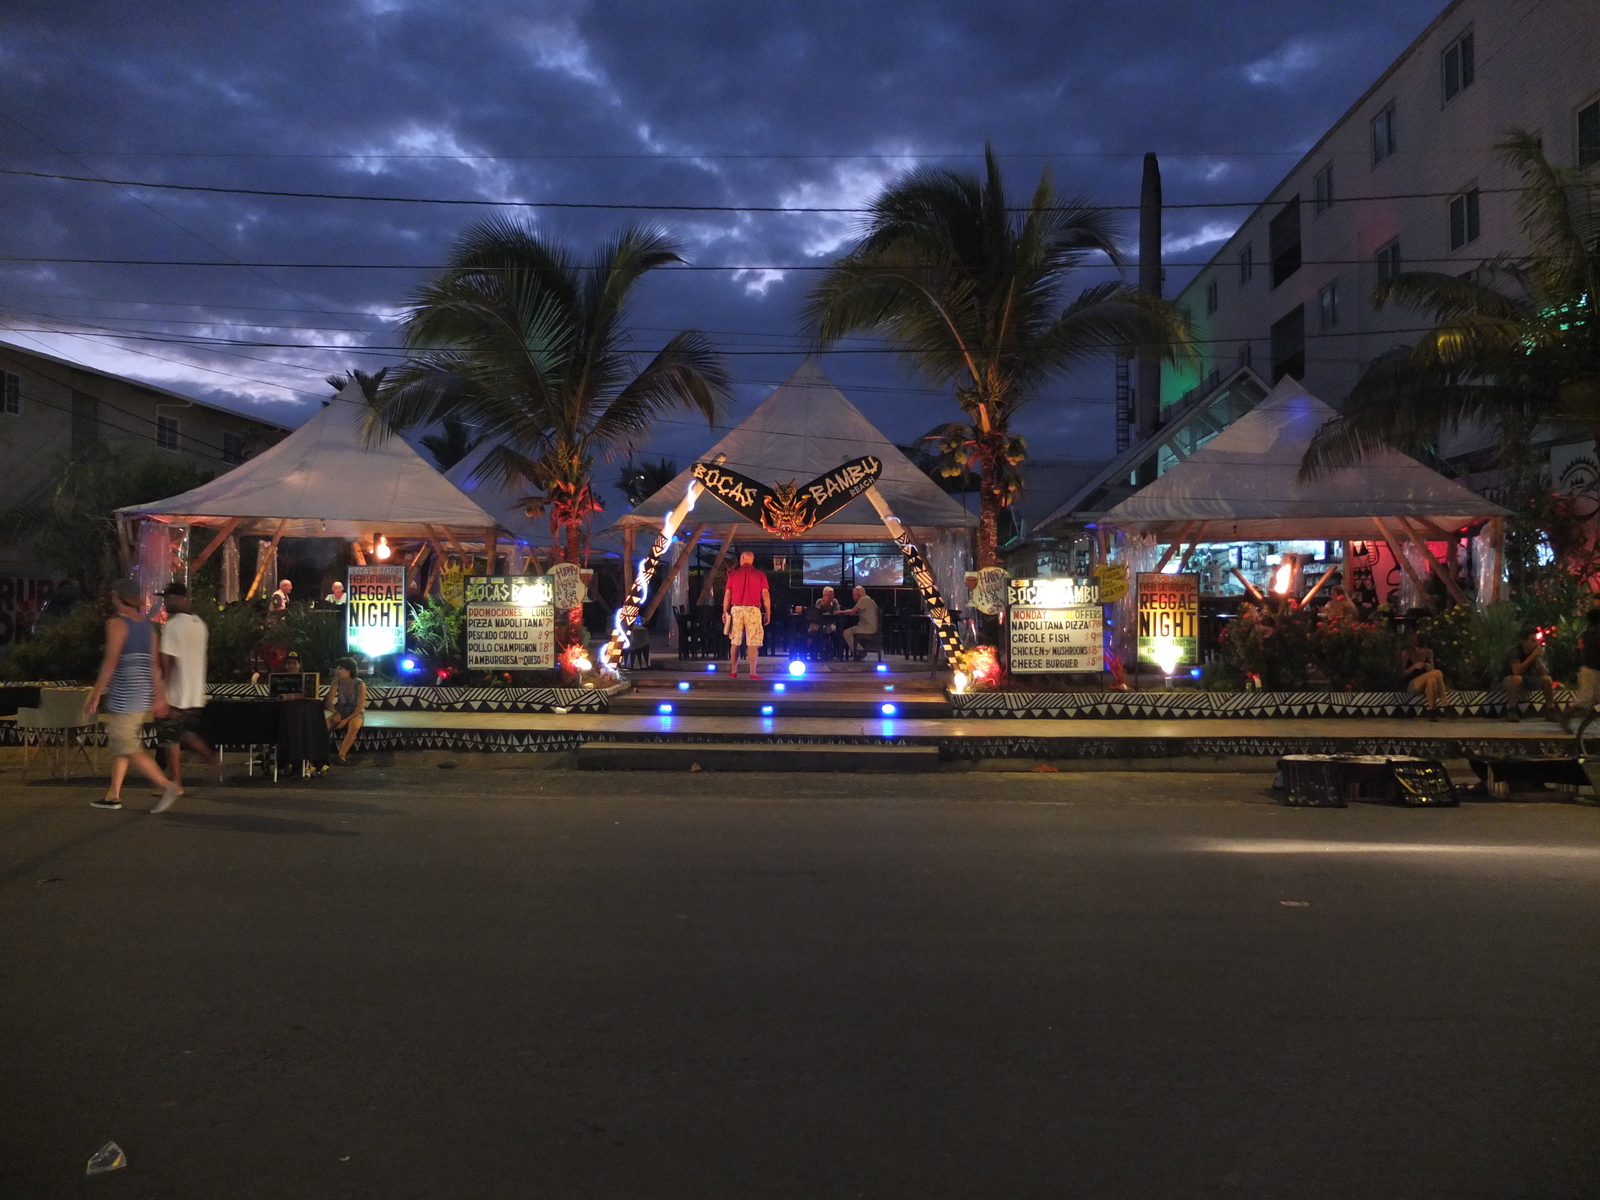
[1,769,1596,1199]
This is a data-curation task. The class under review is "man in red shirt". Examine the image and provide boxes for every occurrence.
[722,551,771,679]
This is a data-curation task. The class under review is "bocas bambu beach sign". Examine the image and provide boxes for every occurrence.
[690,455,883,538]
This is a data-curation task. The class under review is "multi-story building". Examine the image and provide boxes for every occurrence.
[1170,0,1598,409]
[0,341,286,652]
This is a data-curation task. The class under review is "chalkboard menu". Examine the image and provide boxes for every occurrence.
[1005,578,1104,674]
[268,672,320,699]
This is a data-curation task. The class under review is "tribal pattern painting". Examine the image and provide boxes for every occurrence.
[691,455,883,537]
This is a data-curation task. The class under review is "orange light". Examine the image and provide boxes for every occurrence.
[1271,562,1293,594]
[374,534,391,560]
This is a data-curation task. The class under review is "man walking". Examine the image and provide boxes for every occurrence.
[722,551,770,679]
[86,579,178,812]
[840,585,881,660]
[156,583,218,794]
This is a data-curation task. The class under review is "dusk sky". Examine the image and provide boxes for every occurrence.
[1,0,1445,503]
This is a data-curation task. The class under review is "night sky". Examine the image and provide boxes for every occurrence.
[1,0,1444,504]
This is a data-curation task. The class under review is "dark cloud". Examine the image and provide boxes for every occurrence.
[0,0,1443,501]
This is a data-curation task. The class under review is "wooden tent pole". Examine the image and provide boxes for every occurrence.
[621,525,637,581]
[696,525,739,605]
[486,528,498,576]
[1177,523,1208,571]
[350,540,367,566]
[245,520,288,600]
[641,524,707,623]
[1300,565,1338,607]
[1152,522,1195,574]
[1397,517,1469,606]
[190,518,241,571]
[1229,567,1265,601]
[1373,517,1428,603]
[1490,518,1505,603]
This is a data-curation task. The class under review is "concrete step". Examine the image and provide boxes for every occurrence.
[610,694,947,718]
[576,741,942,772]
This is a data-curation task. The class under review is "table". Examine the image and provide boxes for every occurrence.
[199,699,328,781]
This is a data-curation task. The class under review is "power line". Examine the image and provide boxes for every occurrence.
[3,149,1314,162]
[0,165,1532,212]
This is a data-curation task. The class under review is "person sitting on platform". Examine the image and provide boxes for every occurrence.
[1400,631,1446,721]
[324,657,367,764]
[1503,628,1558,722]
[840,585,881,660]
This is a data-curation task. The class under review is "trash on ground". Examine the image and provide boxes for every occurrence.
[86,1142,126,1175]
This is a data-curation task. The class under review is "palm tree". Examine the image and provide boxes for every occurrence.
[805,146,1193,566]
[379,216,730,562]
[419,415,482,472]
[615,456,679,508]
[1300,131,1599,478]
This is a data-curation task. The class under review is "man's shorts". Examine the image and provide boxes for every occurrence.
[727,605,764,648]
[154,707,202,748]
[102,710,151,758]
[1572,666,1600,709]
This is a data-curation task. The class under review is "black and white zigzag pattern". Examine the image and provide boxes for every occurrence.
[206,682,612,713]
[948,689,1571,720]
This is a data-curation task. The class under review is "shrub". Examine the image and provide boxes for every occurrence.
[3,600,108,681]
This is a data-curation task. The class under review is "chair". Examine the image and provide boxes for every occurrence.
[675,608,704,661]
[847,629,884,663]
[17,688,99,780]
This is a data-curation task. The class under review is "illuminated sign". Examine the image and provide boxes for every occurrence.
[1136,572,1199,667]
[465,575,556,670]
[346,564,406,658]
[1007,576,1100,608]
[1006,578,1103,673]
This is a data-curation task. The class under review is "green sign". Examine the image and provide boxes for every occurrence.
[1136,572,1198,668]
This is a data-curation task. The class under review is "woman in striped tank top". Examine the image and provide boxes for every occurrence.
[87,579,179,812]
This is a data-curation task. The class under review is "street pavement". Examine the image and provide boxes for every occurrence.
[0,768,1596,1198]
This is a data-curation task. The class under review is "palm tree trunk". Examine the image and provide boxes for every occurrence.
[977,478,1002,568]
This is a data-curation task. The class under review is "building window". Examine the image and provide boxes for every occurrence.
[1238,343,1253,370]
[1,371,18,416]
[1270,305,1306,384]
[1449,188,1481,250]
[1314,164,1333,214]
[1579,100,1600,168]
[1372,103,1397,163]
[1239,244,1254,285]
[1443,30,1475,102]
[155,414,181,452]
[1318,281,1340,331]
[222,431,247,464]
[70,390,98,457]
[1376,239,1402,287]
[1268,196,1302,288]
[1205,278,1219,316]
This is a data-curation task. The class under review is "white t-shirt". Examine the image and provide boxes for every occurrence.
[160,611,209,709]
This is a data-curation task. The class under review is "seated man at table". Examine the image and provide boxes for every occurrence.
[839,586,881,660]
[324,658,367,764]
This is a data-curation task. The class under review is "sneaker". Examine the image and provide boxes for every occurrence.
[152,786,179,814]
[91,797,123,810]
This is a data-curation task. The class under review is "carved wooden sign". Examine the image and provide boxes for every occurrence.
[690,455,883,538]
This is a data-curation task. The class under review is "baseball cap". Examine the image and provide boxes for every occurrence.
[160,582,189,597]
[111,578,141,604]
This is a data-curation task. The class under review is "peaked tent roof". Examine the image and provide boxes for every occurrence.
[119,381,506,539]
[444,442,553,547]
[1102,378,1509,540]
[608,358,977,539]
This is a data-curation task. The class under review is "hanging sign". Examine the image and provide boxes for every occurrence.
[440,559,465,609]
[346,564,406,658]
[1006,577,1103,673]
[1136,572,1199,667]
[465,575,556,670]
[547,561,585,610]
[966,566,1009,615]
[689,455,882,537]
[1093,561,1130,604]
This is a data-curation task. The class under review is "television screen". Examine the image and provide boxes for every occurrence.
[852,550,903,586]
[802,549,845,585]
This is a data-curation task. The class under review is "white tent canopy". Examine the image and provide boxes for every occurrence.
[607,358,978,540]
[445,441,557,548]
[118,381,506,539]
[1103,379,1509,540]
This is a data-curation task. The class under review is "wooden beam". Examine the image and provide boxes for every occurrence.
[1177,523,1208,571]
[621,525,637,584]
[1397,517,1469,606]
[1301,565,1338,607]
[1229,566,1265,601]
[245,521,288,601]
[1490,517,1505,603]
[1152,522,1195,574]
[407,540,431,570]
[190,517,241,572]
[350,540,367,566]
[696,524,739,605]
[641,523,707,622]
[1373,517,1428,604]
[486,528,498,577]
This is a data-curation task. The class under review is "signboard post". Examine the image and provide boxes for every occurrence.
[1005,578,1104,674]
[1136,572,1199,668]
[465,575,556,671]
[345,564,406,659]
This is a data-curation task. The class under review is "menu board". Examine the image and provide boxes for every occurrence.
[1136,572,1199,666]
[1006,578,1103,674]
[465,575,556,670]
[346,564,406,658]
